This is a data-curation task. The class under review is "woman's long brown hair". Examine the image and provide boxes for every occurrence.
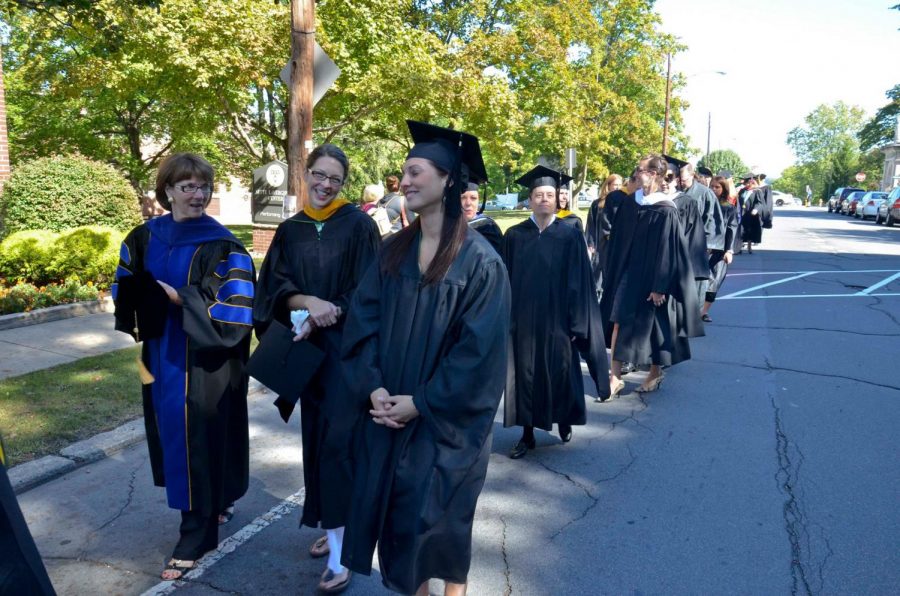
[380,164,468,285]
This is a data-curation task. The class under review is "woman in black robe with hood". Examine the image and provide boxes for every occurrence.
[340,121,511,596]
[253,144,380,593]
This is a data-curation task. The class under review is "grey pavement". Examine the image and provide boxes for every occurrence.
[11,206,900,595]
[0,308,135,380]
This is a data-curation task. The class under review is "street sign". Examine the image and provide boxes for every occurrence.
[251,160,290,225]
[855,172,866,183]
[280,41,341,107]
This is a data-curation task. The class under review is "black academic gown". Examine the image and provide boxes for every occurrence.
[673,193,710,280]
[707,202,738,299]
[253,204,379,529]
[759,186,774,229]
[741,190,764,244]
[557,212,584,234]
[601,200,703,366]
[467,214,502,254]
[340,230,511,594]
[502,218,609,431]
[113,215,253,516]
[585,196,616,292]
[0,458,56,595]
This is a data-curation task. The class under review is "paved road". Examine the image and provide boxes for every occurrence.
[16,206,900,595]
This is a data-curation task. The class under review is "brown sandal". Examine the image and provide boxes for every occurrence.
[309,534,330,558]
[318,568,351,593]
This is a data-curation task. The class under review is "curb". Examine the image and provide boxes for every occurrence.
[0,297,114,331]
[8,379,267,495]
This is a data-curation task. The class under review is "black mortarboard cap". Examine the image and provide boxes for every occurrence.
[741,172,755,181]
[717,169,732,178]
[515,165,572,191]
[465,181,480,193]
[662,154,689,170]
[115,271,169,341]
[245,320,326,423]
[697,166,713,177]
[406,120,488,184]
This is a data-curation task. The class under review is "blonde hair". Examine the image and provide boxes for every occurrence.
[598,174,623,208]
[361,184,384,205]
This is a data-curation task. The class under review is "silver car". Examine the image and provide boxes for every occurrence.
[875,187,900,225]
[857,191,889,220]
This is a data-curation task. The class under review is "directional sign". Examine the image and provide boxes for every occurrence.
[280,41,341,107]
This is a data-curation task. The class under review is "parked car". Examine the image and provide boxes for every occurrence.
[875,186,900,226]
[576,192,592,209]
[772,190,800,206]
[828,187,864,213]
[841,191,865,215]
[856,191,889,220]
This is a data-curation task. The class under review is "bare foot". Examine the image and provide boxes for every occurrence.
[161,558,195,580]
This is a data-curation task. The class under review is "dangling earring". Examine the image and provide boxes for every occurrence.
[442,195,446,205]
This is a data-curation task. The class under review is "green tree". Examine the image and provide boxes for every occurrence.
[858,84,899,152]
[697,149,748,178]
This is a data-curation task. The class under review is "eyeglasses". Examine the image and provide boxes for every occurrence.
[309,169,344,186]
[173,183,213,196]
[664,174,676,182]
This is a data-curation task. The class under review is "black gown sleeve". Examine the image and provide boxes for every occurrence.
[340,261,386,404]
[723,205,738,252]
[332,218,381,314]
[252,224,300,335]
[410,260,511,444]
[566,233,610,397]
[178,242,255,351]
[472,219,503,254]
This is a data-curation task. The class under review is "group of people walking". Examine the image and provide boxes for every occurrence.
[105,122,774,595]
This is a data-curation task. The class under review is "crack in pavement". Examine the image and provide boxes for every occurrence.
[595,444,637,483]
[692,357,900,393]
[91,460,142,535]
[499,514,512,596]
[529,458,600,541]
[182,578,243,595]
[863,296,900,328]
[772,396,832,596]
[713,323,897,338]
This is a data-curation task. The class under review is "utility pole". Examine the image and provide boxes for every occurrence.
[288,0,315,212]
[706,111,711,156]
[662,52,672,155]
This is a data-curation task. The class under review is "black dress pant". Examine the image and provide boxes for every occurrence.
[172,510,218,560]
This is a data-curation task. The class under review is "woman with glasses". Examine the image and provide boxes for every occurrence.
[254,144,380,593]
[112,153,255,580]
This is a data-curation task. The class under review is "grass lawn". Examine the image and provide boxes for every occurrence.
[0,335,261,468]
[227,224,253,247]
[0,347,144,467]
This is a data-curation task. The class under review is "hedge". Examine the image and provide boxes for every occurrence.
[0,226,125,289]
[0,155,141,236]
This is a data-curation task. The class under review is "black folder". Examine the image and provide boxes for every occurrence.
[245,320,326,422]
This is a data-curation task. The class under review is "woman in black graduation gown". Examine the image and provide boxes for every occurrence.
[555,186,584,233]
[112,153,255,580]
[340,121,511,596]
[585,174,623,295]
[701,177,739,322]
[740,175,763,252]
[502,165,609,459]
[601,154,703,396]
[461,181,502,253]
[253,144,380,593]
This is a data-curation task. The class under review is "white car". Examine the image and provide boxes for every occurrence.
[856,191,889,220]
[772,190,800,207]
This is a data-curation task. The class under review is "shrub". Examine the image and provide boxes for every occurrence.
[0,226,125,289]
[0,280,101,315]
[0,155,141,237]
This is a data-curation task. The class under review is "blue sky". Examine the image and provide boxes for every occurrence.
[655,0,899,177]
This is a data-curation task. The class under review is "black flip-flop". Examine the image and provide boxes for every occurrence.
[162,558,196,581]
[218,504,235,525]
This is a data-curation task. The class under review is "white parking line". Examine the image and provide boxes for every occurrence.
[718,272,816,299]
[140,488,306,596]
[855,271,900,296]
[728,269,900,277]
[720,293,900,301]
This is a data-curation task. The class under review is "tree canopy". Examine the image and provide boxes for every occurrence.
[697,149,748,179]
[858,84,899,152]
[2,0,688,199]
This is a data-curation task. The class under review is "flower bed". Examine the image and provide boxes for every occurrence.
[0,280,101,315]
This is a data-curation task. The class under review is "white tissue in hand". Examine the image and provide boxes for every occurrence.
[290,309,310,334]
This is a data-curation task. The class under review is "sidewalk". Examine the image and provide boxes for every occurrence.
[0,308,135,381]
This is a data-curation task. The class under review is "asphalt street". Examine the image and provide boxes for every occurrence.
[16,205,900,595]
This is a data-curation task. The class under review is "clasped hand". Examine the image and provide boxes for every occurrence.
[647,291,666,307]
[369,388,419,429]
[306,296,342,328]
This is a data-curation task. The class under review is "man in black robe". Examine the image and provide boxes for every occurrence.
[461,181,502,253]
[678,162,723,303]
[503,165,609,459]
